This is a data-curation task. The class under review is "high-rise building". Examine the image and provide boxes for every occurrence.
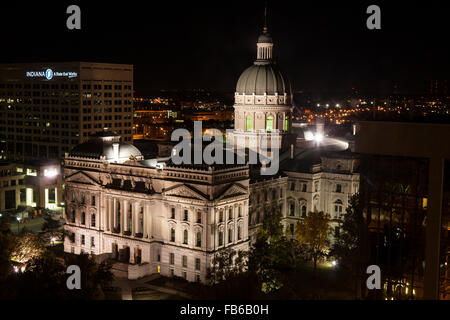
[355,121,450,300]
[0,62,133,162]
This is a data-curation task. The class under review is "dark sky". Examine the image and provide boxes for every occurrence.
[1,0,450,95]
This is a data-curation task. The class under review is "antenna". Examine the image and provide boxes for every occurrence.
[263,1,268,33]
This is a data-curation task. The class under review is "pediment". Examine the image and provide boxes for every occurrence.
[163,184,209,201]
[65,171,101,186]
[216,183,248,201]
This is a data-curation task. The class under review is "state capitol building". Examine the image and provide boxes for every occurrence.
[63,21,360,282]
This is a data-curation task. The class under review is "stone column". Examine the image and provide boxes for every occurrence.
[104,195,108,231]
[143,203,150,238]
[133,202,139,235]
[120,198,125,234]
[113,197,117,230]
[109,197,114,232]
[123,199,128,232]
[107,196,111,231]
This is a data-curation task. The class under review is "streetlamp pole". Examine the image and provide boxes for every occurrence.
[16,217,21,233]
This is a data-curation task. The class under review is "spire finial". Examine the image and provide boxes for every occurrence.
[263,2,268,33]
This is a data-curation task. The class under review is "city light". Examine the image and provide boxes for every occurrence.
[44,168,58,177]
[331,260,337,267]
[314,133,324,142]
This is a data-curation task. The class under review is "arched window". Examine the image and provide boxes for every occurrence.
[301,205,307,217]
[238,206,242,217]
[246,115,252,131]
[237,225,242,240]
[91,213,96,227]
[81,212,85,225]
[219,211,223,223]
[228,228,233,243]
[71,210,76,223]
[81,193,85,204]
[229,208,233,219]
[170,228,175,242]
[218,231,223,246]
[290,204,295,216]
[196,232,202,247]
[266,115,273,132]
[196,211,201,223]
[334,199,343,218]
[183,230,188,244]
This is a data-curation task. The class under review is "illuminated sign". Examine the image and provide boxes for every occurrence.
[26,68,78,79]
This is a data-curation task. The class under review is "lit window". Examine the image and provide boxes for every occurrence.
[266,115,273,132]
[246,115,252,131]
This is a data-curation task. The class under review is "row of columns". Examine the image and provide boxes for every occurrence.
[257,45,273,60]
[103,195,151,238]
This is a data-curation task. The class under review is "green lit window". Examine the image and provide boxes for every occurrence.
[285,116,289,131]
[266,115,273,132]
[246,115,252,131]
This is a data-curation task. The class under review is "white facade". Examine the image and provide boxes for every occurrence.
[248,153,360,243]
[63,153,250,283]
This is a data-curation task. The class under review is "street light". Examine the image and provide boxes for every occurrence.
[51,237,56,246]
[16,217,21,233]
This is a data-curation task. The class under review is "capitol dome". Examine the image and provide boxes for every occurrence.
[236,62,290,96]
[69,130,143,163]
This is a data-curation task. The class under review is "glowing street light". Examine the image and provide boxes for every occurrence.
[16,217,21,233]
[331,260,337,267]
[314,133,324,143]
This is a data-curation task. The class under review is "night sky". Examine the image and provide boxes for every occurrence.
[1,1,450,95]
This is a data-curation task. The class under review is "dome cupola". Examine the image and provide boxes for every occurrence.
[234,10,292,104]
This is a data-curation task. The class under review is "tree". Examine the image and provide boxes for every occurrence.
[0,220,15,280]
[331,193,366,299]
[248,206,300,293]
[207,248,248,284]
[63,253,114,299]
[295,211,330,272]
[11,229,45,264]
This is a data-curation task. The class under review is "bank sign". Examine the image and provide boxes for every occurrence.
[26,68,78,80]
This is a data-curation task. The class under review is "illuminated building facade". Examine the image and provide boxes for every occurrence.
[63,131,250,282]
[0,62,133,162]
[0,161,63,211]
